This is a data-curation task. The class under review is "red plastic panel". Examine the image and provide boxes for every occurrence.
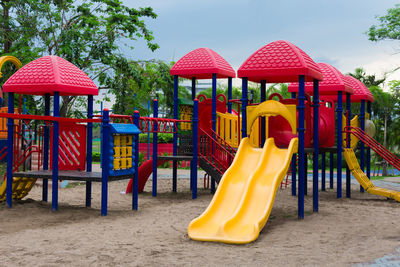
[3,56,98,96]
[198,94,227,135]
[315,101,335,147]
[170,48,236,79]
[288,63,353,95]
[237,40,323,83]
[50,123,87,171]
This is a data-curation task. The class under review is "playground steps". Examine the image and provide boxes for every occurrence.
[343,148,400,202]
[198,157,222,183]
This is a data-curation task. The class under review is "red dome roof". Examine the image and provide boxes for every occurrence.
[170,48,235,79]
[237,40,323,83]
[288,63,354,95]
[344,76,374,102]
[3,56,98,96]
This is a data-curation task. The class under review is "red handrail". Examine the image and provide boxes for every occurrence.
[344,126,400,172]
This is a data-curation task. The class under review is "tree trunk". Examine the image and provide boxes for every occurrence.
[60,96,74,117]
[1,0,12,53]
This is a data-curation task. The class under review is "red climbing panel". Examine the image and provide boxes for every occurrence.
[50,123,87,171]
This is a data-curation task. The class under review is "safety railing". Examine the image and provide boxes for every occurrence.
[216,112,241,148]
[199,128,236,175]
[344,126,400,172]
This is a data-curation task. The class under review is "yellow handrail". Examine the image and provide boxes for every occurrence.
[0,55,22,79]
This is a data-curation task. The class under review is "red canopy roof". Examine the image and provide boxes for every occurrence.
[3,56,98,96]
[288,63,354,95]
[170,48,235,79]
[237,40,323,83]
[344,76,374,102]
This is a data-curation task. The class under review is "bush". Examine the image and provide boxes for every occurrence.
[139,133,173,144]
[92,152,101,162]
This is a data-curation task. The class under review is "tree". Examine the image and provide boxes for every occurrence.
[347,67,386,87]
[367,4,400,42]
[0,0,158,117]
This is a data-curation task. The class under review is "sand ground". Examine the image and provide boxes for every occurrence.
[0,169,399,266]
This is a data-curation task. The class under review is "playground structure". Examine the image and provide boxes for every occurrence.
[0,40,399,244]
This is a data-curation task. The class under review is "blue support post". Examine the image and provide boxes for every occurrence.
[291,92,297,196]
[152,99,158,197]
[211,73,217,193]
[260,80,266,147]
[173,75,178,193]
[322,152,326,191]
[192,99,199,199]
[360,100,366,192]
[86,95,93,207]
[304,153,307,196]
[190,77,196,192]
[6,93,14,208]
[227,77,233,114]
[241,77,248,138]
[346,93,351,198]
[366,101,371,179]
[297,75,306,219]
[312,80,319,212]
[330,152,334,189]
[133,111,140,210]
[336,91,343,198]
[42,93,50,201]
[101,109,110,216]
[52,92,60,211]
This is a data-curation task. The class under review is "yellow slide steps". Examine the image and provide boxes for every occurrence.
[188,137,298,244]
[0,177,37,202]
[343,148,400,202]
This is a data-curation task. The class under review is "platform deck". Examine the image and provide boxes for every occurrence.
[13,170,132,182]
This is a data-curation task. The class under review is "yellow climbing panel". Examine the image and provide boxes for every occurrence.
[0,177,37,202]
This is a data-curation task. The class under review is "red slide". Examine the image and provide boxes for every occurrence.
[125,159,167,193]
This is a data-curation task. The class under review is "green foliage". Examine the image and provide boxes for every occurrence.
[367,4,400,42]
[138,152,145,166]
[138,133,173,143]
[0,0,158,117]
[92,152,101,162]
[347,67,386,87]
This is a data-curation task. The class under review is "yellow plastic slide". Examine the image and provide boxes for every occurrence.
[188,137,298,244]
[343,148,400,202]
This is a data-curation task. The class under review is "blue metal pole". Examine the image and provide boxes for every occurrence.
[190,78,196,191]
[366,101,371,179]
[322,152,326,191]
[86,95,93,207]
[173,75,178,193]
[312,80,319,212]
[260,80,266,147]
[191,77,196,100]
[211,73,217,193]
[241,77,248,139]
[42,93,50,201]
[291,92,297,196]
[101,109,110,216]
[227,77,232,114]
[147,100,150,160]
[6,93,14,208]
[298,75,306,219]
[152,99,158,197]
[52,92,60,211]
[192,99,198,199]
[337,91,343,198]
[133,111,140,210]
[346,93,351,198]
[360,100,366,193]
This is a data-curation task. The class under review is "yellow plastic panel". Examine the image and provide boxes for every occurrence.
[114,135,121,146]
[121,147,127,157]
[126,158,132,168]
[121,135,127,146]
[342,115,360,149]
[126,147,132,157]
[120,159,127,169]
[188,137,298,244]
[113,159,121,170]
[114,147,121,158]
[126,135,133,145]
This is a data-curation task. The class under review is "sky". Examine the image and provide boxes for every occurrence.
[100,0,400,109]
[124,0,400,82]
